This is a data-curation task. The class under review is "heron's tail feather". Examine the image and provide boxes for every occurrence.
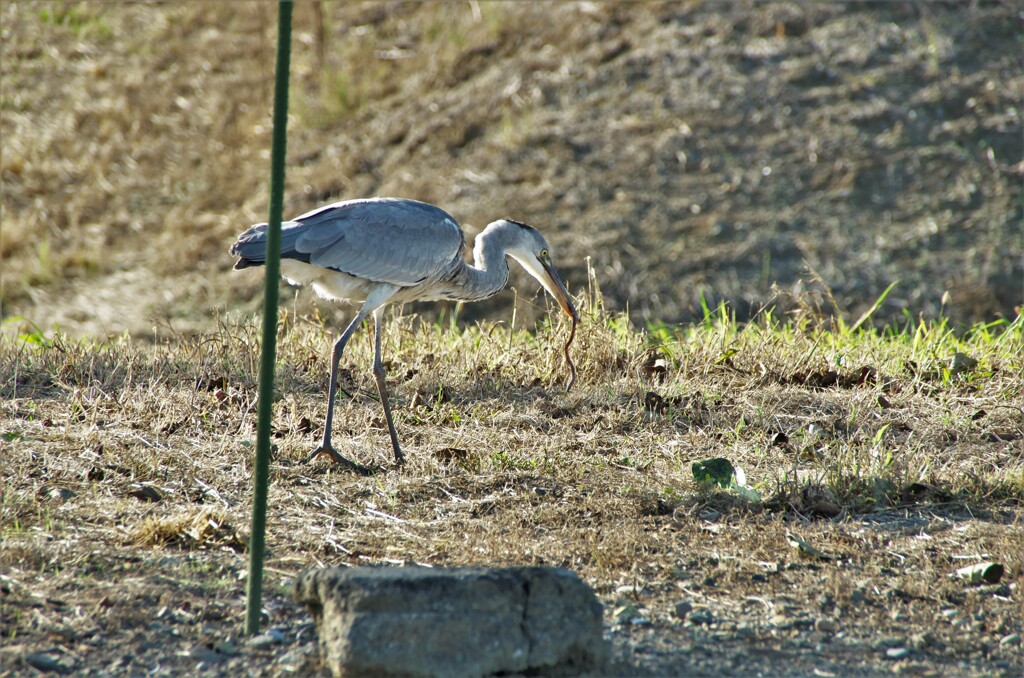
[230,221,311,269]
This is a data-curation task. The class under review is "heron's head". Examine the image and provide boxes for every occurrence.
[498,220,579,322]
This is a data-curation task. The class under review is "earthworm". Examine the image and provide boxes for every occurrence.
[564,316,578,392]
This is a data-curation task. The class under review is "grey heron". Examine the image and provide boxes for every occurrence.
[230,197,579,472]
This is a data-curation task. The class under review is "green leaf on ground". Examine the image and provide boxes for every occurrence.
[692,458,736,487]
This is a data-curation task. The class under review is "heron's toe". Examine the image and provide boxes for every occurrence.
[305,445,373,475]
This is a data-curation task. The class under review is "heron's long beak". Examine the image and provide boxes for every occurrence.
[539,259,579,322]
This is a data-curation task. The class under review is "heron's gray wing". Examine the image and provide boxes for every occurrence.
[292,198,465,286]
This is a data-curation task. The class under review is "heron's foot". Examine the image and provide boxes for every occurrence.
[303,445,373,476]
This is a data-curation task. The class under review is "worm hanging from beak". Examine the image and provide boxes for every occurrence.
[564,316,578,391]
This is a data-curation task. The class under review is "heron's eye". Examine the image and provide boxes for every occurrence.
[540,249,548,259]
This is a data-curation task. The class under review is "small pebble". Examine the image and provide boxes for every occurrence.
[689,610,714,626]
[1000,633,1021,647]
[187,646,226,663]
[248,629,286,648]
[214,640,239,656]
[673,601,693,620]
[815,619,837,634]
[48,487,76,501]
[886,647,910,660]
[873,636,904,650]
[26,653,72,673]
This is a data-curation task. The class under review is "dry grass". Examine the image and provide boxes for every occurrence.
[3,2,1021,337]
[1,300,1022,675]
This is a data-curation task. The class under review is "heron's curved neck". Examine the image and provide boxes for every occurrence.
[448,221,517,302]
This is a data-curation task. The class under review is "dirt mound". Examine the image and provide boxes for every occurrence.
[2,2,1021,336]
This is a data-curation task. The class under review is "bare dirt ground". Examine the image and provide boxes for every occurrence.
[2,310,1022,676]
[1,2,1023,676]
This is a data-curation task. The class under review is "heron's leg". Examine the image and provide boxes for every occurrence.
[372,307,405,464]
[303,309,370,473]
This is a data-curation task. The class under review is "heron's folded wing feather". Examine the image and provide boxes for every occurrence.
[294,199,465,286]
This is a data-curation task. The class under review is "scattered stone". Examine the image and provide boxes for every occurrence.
[850,588,867,604]
[815,619,837,634]
[688,610,714,626]
[293,566,608,678]
[186,645,227,664]
[214,639,239,656]
[885,647,910,660]
[47,487,76,501]
[699,509,722,522]
[128,483,163,502]
[772,614,814,631]
[872,636,905,650]
[294,621,317,645]
[248,629,285,649]
[941,608,959,620]
[975,583,1012,597]
[949,352,977,374]
[672,601,693,620]
[25,652,74,674]
[277,644,317,671]
[1000,633,1021,647]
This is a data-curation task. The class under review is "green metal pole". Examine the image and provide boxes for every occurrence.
[245,0,293,636]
